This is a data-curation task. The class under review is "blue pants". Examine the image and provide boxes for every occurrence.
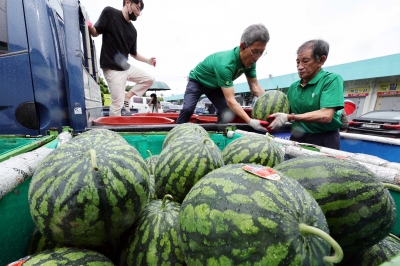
[176,80,234,124]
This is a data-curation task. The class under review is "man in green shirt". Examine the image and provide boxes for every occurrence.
[268,39,344,149]
[176,24,270,132]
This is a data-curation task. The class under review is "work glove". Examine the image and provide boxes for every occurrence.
[87,21,93,29]
[268,113,288,131]
[248,119,268,132]
[147,57,156,67]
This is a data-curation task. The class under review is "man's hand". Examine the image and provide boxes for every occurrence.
[87,21,93,29]
[248,119,268,132]
[268,113,288,131]
[147,57,156,67]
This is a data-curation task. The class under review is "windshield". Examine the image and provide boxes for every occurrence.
[361,111,400,120]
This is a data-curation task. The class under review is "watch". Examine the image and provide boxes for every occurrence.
[289,113,296,123]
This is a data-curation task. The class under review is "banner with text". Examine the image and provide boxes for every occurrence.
[378,82,400,96]
[346,87,370,97]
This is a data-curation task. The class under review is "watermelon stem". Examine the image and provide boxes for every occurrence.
[298,223,343,265]
[203,138,213,149]
[383,183,400,193]
[389,233,400,243]
[147,150,153,157]
[87,149,99,171]
[161,194,174,212]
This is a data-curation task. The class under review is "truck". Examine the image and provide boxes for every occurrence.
[0,0,102,136]
[1,0,400,265]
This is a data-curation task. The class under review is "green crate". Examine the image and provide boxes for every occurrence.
[389,190,400,236]
[0,136,56,163]
[121,132,242,159]
[0,138,43,155]
[0,180,34,265]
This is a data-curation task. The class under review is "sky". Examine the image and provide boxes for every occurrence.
[80,0,400,97]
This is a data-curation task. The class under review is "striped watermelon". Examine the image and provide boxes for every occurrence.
[76,128,125,140]
[178,164,343,265]
[11,247,114,265]
[29,129,151,248]
[144,150,159,176]
[251,90,290,121]
[221,134,284,167]
[162,123,209,149]
[26,228,119,262]
[380,246,400,266]
[148,175,157,200]
[145,151,159,199]
[27,228,60,255]
[343,234,400,266]
[155,136,224,203]
[274,156,397,259]
[120,195,185,266]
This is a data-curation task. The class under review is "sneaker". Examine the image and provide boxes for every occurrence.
[123,98,130,113]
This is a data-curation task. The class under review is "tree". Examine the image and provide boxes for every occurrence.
[125,85,133,92]
[99,77,109,105]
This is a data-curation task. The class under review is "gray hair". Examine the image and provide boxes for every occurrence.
[297,39,329,61]
[241,24,270,47]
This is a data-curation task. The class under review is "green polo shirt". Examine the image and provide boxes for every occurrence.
[188,46,256,88]
[287,69,344,134]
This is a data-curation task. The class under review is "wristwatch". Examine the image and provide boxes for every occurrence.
[289,113,296,123]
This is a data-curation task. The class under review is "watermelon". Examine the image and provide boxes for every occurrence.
[380,248,400,266]
[145,150,159,176]
[155,136,224,203]
[178,164,343,265]
[145,151,159,200]
[120,194,185,266]
[252,90,290,121]
[76,128,125,140]
[148,175,157,200]
[29,129,151,248]
[26,228,120,262]
[162,123,209,149]
[274,156,397,259]
[11,247,114,265]
[221,134,284,167]
[27,228,61,255]
[342,234,400,266]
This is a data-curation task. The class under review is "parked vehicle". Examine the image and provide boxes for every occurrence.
[102,106,138,116]
[194,103,208,114]
[195,107,207,114]
[0,0,102,135]
[128,96,163,113]
[347,110,400,138]
[163,103,182,113]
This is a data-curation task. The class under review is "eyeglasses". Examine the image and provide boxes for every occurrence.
[247,47,267,58]
[131,3,142,15]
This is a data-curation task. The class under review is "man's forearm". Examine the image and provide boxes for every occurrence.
[131,53,147,63]
[293,108,335,123]
[226,100,251,123]
[88,24,99,37]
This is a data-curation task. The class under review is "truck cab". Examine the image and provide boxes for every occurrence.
[0,0,102,136]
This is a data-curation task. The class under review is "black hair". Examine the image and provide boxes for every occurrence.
[150,93,157,98]
[123,0,144,10]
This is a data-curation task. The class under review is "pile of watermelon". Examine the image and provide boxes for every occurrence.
[9,122,400,265]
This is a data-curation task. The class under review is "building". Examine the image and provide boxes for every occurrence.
[164,53,400,120]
